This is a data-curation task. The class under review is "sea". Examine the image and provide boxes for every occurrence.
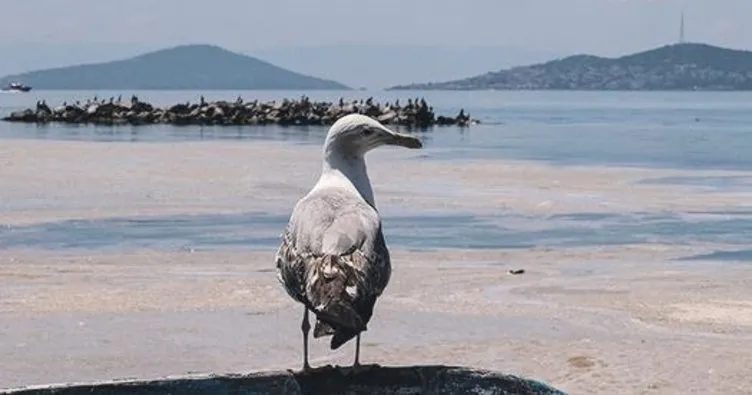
[2,90,752,260]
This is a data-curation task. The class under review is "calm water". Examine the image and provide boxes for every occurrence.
[2,90,752,258]
[2,210,752,257]
[2,90,752,170]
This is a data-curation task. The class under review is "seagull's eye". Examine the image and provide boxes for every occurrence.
[362,128,374,136]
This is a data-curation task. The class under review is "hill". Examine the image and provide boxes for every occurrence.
[388,43,752,91]
[0,43,558,90]
[0,44,350,90]
[252,44,559,89]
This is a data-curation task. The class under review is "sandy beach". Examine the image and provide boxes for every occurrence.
[1,139,752,394]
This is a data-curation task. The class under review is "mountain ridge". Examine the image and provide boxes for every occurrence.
[0,44,350,90]
[0,43,559,89]
[388,43,752,91]
[252,44,559,89]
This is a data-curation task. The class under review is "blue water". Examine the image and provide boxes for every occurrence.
[3,90,752,170]
[2,210,752,254]
[637,175,752,192]
[2,90,752,258]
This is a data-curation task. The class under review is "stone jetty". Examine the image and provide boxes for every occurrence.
[3,95,478,128]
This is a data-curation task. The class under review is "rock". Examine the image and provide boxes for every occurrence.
[0,365,566,395]
[4,110,36,123]
[1,96,479,128]
[169,103,190,114]
[377,111,398,124]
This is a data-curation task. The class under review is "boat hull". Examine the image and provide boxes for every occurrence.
[2,85,32,92]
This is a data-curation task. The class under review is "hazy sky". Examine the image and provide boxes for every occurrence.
[2,0,751,55]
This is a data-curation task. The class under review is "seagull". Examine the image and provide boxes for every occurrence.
[275,113,423,372]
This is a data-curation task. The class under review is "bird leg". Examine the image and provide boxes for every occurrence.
[301,307,311,372]
[353,333,361,367]
[339,333,380,376]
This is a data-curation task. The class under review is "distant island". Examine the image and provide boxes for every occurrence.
[388,43,752,91]
[0,44,350,90]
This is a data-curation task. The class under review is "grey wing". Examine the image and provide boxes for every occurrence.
[275,191,343,306]
[304,207,392,333]
[355,223,391,298]
[275,226,311,306]
[277,190,392,335]
[311,196,392,297]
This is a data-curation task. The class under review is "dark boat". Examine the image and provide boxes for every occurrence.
[2,82,32,92]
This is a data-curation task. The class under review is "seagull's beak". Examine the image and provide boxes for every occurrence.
[383,128,423,149]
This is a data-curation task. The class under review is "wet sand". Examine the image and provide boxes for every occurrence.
[1,139,752,394]
[3,139,752,226]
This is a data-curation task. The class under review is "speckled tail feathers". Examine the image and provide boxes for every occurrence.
[306,254,368,349]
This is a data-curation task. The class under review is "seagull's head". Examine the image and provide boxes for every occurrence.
[323,114,423,159]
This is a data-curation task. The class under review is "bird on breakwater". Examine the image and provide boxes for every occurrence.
[274,113,423,372]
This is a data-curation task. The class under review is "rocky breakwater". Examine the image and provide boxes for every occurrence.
[3,95,478,128]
